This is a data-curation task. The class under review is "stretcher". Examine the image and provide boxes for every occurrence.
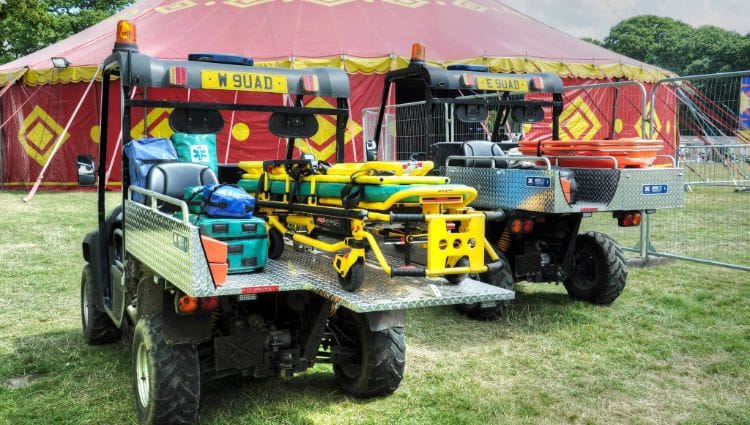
[518,139,663,168]
[237,159,502,291]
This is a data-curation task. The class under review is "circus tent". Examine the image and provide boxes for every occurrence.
[0,0,675,190]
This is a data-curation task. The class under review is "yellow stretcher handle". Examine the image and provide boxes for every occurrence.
[238,160,436,178]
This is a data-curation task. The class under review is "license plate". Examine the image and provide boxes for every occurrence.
[476,76,529,92]
[201,70,288,93]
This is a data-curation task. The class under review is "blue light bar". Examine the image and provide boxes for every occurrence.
[188,53,254,66]
[447,64,489,72]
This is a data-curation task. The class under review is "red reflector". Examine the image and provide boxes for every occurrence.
[242,285,280,294]
[530,77,544,91]
[580,207,599,212]
[422,197,463,203]
[461,72,476,87]
[169,66,187,87]
[200,296,220,312]
[446,222,456,231]
[302,75,319,93]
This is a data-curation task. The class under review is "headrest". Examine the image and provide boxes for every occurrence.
[169,109,224,134]
[461,141,507,168]
[145,162,218,201]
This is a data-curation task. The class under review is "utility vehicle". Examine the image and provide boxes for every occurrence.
[77,24,512,425]
[364,44,684,319]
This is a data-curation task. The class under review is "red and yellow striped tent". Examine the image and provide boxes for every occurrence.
[0,0,674,189]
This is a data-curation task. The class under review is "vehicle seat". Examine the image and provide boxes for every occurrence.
[428,142,464,168]
[145,162,218,211]
[461,141,507,168]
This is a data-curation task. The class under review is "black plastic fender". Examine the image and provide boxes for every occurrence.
[82,229,107,312]
[135,276,213,344]
[365,310,405,332]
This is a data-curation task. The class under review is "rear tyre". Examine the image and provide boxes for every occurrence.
[563,231,627,305]
[268,228,284,260]
[81,264,121,344]
[329,308,405,397]
[455,252,514,320]
[133,314,200,425]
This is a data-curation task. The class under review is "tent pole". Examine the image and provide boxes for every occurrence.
[23,66,101,202]
[346,99,357,162]
[105,86,138,186]
[224,90,239,163]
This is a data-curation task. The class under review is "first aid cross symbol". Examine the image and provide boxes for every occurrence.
[192,146,208,161]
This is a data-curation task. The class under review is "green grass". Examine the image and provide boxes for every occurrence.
[1,191,749,424]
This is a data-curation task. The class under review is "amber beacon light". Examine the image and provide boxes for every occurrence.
[116,20,137,45]
[410,43,426,63]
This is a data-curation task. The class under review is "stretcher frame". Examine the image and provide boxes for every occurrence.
[239,159,502,291]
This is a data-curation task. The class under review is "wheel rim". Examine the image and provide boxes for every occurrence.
[82,284,90,327]
[331,315,362,379]
[339,350,362,379]
[136,341,150,408]
[572,250,597,290]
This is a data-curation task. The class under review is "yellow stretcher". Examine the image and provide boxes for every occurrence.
[237,159,502,291]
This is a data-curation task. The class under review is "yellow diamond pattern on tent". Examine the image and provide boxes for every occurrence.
[155,0,197,14]
[558,97,601,140]
[303,0,356,6]
[130,108,174,140]
[297,97,362,161]
[452,0,488,13]
[383,0,429,8]
[635,102,661,138]
[18,105,70,167]
[225,0,273,8]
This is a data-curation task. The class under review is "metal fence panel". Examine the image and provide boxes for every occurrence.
[647,71,750,270]
[362,75,750,271]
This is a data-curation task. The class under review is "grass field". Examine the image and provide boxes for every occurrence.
[0,191,748,425]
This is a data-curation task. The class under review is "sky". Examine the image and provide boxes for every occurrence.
[500,0,750,40]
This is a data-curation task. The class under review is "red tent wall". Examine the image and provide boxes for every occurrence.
[1,74,384,188]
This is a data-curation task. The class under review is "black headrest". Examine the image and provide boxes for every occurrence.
[429,142,464,168]
[145,163,218,201]
[461,141,507,168]
[169,109,224,134]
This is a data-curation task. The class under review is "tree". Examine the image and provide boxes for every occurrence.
[0,0,132,64]
[601,15,750,76]
[580,37,604,47]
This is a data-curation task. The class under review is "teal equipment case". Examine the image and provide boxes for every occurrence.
[196,216,266,240]
[172,133,218,174]
[181,214,268,273]
[226,239,268,272]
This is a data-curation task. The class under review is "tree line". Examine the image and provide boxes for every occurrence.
[0,0,132,64]
[584,15,750,76]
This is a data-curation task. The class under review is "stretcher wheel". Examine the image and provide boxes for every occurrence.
[339,261,364,292]
[268,228,284,260]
